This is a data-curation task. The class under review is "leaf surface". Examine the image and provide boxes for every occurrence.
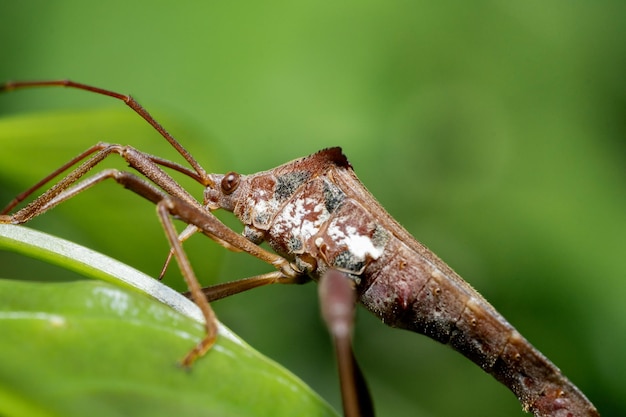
[0,224,338,417]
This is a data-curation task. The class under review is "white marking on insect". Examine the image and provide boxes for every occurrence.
[327,223,384,260]
[273,198,329,241]
[254,197,278,215]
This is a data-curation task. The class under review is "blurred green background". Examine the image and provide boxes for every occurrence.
[0,1,624,416]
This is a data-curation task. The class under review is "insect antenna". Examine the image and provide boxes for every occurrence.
[1,80,211,185]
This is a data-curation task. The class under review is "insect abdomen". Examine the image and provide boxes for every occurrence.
[359,239,599,416]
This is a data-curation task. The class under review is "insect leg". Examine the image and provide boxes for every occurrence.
[158,225,200,280]
[156,199,218,367]
[63,169,219,366]
[181,271,299,302]
[6,165,220,366]
[161,193,300,280]
[0,143,202,225]
[158,224,247,281]
[0,143,109,215]
[112,173,305,363]
[319,269,374,417]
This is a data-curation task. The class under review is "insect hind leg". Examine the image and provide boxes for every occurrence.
[319,269,375,417]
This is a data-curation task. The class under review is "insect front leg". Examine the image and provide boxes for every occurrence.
[130,193,309,365]
[156,199,219,366]
[55,170,221,366]
[159,224,250,281]
[0,143,201,224]
[162,193,302,281]
[1,143,110,216]
[1,143,115,222]
[0,141,227,359]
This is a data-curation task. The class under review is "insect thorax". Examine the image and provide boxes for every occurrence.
[234,166,390,283]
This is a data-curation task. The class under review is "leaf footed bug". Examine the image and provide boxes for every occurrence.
[0,80,600,417]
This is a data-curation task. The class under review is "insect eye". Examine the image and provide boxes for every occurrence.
[221,172,240,195]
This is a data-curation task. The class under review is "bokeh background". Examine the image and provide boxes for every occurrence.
[1,1,624,416]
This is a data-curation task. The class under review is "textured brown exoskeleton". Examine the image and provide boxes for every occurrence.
[0,80,600,417]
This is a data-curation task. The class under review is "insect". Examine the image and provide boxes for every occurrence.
[0,80,600,417]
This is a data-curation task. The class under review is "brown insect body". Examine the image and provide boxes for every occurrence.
[206,147,598,417]
[0,81,599,417]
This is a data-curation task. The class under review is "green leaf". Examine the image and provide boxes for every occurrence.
[0,224,339,417]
